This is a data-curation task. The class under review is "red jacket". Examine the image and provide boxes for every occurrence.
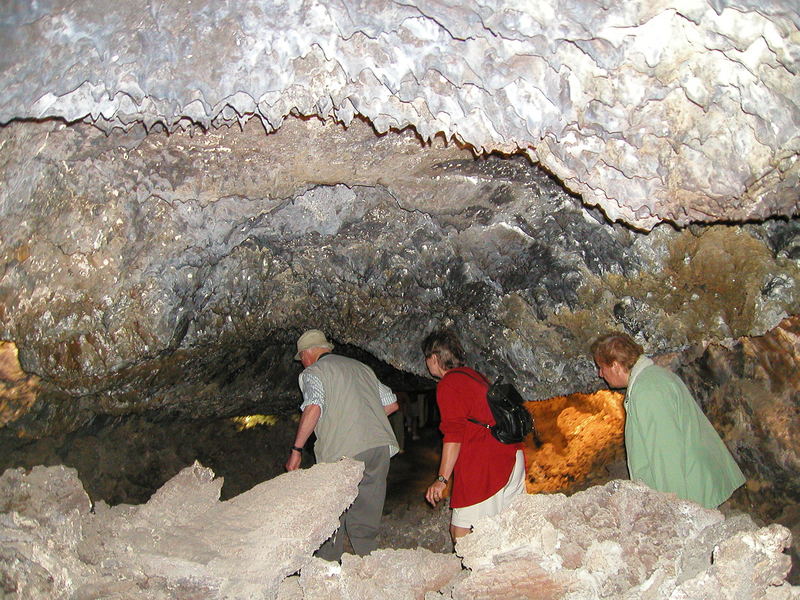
[437,367,523,508]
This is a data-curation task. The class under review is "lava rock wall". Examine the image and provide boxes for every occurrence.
[1,117,799,436]
[1,118,797,436]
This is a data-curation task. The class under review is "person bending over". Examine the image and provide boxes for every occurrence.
[591,331,745,508]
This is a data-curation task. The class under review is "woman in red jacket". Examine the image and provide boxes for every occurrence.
[422,328,525,542]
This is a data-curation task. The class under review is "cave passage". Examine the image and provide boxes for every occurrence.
[0,380,626,512]
[2,361,795,581]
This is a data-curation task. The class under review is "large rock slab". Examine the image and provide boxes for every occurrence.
[0,459,363,599]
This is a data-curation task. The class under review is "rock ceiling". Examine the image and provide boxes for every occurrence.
[0,0,799,432]
[3,0,798,228]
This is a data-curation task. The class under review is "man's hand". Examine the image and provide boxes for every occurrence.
[285,450,302,471]
[286,404,320,471]
[425,480,447,507]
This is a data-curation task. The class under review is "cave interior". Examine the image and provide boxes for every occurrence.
[0,0,799,595]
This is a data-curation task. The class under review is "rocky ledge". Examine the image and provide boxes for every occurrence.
[1,461,797,599]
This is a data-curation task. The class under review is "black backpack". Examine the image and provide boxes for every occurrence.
[454,370,535,444]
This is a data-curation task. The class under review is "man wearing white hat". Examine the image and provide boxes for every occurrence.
[285,329,399,561]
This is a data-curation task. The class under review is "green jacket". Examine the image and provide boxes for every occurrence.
[625,357,745,508]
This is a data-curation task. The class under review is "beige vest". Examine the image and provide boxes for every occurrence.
[305,354,398,463]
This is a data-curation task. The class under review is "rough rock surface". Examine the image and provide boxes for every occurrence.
[678,316,800,503]
[677,316,800,572]
[0,0,798,565]
[1,0,798,229]
[0,459,363,599]
[2,465,797,599]
[294,549,462,600]
[1,118,798,436]
[454,480,798,600]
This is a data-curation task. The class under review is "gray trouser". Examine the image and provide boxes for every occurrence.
[316,445,390,562]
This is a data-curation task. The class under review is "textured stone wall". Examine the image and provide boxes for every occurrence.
[678,316,800,507]
[1,118,797,437]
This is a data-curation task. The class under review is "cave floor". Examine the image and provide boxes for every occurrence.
[0,412,795,582]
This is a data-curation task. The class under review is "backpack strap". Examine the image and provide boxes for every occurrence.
[448,368,490,387]
[447,369,492,429]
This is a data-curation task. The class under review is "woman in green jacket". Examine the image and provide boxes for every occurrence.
[591,332,745,509]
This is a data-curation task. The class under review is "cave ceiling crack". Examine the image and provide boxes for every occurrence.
[390,1,474,43]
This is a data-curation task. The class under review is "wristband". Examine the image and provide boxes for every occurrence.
[291,446,304,453]
[436,475,448,484]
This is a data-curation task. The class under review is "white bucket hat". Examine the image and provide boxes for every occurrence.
[294,329,334,360]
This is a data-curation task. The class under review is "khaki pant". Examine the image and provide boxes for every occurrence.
[316,445,391,561]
